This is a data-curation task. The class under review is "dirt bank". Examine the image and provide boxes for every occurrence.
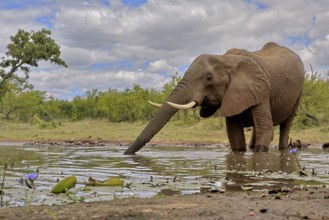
[0,186,328,220]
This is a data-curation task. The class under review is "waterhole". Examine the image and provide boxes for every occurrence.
[0,143,328,207]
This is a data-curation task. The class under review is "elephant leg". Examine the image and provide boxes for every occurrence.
[279,98,300,150]
[225,117,246,152]
[251,100,274,152]
[279,121,292,149]
[249,128,256,150]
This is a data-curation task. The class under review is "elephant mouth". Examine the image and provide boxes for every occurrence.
[200,96,221,107]
[199,96,221,118]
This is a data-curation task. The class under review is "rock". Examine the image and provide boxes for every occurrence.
[293,139,309,148]
[259,208,268,213]
[322,142,329,149]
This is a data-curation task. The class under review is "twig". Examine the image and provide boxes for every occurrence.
[299,101,319,123]
[309,63,314,75]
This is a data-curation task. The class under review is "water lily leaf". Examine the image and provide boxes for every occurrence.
[51,176,77,193]
[86,177,124,186]
[103,177,124,186]
[83,187,93,191]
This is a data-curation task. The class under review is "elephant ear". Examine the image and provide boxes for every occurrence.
[220,56,270,117]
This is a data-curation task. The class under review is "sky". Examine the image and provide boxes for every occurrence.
[0,0,329,100]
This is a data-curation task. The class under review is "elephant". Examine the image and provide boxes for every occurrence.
[124,42,305,155]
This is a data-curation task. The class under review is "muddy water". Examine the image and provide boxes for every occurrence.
[0,144,328,207]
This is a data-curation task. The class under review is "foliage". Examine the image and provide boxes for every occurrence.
[294,71,329,128]
[0,87,47,121]
[31,115,59,129]
[0,28,67,99]
[162,72,181,97]
[70,85,164,122]
[0,70,328,129]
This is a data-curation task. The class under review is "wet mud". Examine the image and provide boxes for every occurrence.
[0,186,328,220]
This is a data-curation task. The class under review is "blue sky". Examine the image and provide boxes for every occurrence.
[0,0,328,99]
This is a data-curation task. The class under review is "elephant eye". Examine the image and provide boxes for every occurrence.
[206,73,213,81]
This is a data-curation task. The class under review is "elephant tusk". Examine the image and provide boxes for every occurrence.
[166,101,197,110]
[148,101,162,108]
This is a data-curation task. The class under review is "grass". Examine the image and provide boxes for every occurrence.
[0,118,328,145]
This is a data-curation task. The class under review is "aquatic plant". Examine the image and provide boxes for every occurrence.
[289,146,308,176]
[24,172,39,189]
[86,176,124,186]
[51,175,77,193]
[0,162,8,207]
[24,189,31,213]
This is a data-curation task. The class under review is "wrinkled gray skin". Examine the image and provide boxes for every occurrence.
[124,42,304,155]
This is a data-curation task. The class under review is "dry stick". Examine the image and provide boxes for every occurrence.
[300,63,319,123]
[309,63,314,75]
[299,101,319,123]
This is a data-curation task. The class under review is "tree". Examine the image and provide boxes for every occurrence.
[162,72,181,98]
[0,28,67,98]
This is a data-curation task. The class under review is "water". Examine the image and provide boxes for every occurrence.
[0,144,328,207]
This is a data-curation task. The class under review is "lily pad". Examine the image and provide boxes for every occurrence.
[86,177,124,187]
[51,176,77,194]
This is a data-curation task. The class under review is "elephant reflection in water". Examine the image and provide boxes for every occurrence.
[225,151,297,189]
[125,42,305,155]
[226,151,296,173]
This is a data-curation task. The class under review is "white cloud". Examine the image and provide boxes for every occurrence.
[147,59,176,73]
[1,0,329,99]
[29,67,166,100]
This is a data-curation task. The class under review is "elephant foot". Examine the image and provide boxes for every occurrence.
[253,145,269,152]
[278,144,289,151]
[231,148,247,153]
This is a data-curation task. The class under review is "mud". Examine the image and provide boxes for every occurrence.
[0,186,328,220]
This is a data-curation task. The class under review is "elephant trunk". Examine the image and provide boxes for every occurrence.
[124,77,192,155]
[123,103,178,154]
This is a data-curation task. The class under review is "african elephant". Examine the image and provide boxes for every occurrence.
[124,42,304,155]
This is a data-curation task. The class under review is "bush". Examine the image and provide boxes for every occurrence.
[31,115,59,129]
[294,71,329,129]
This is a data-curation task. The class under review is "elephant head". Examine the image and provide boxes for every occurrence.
[124,54,270,155]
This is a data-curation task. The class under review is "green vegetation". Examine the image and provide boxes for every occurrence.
[0,118,328,145]
[295,71,329,128]
[0,28,67,123]
[0,70,327,130]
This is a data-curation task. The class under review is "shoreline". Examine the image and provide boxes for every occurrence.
[0,139,325,149]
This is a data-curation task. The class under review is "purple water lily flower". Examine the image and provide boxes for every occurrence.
[289,148,297,154]
[24,172,39,189]
[25,172,39,182]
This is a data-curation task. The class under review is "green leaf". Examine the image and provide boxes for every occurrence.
[51,176,77,194]
[86,177,124,187]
